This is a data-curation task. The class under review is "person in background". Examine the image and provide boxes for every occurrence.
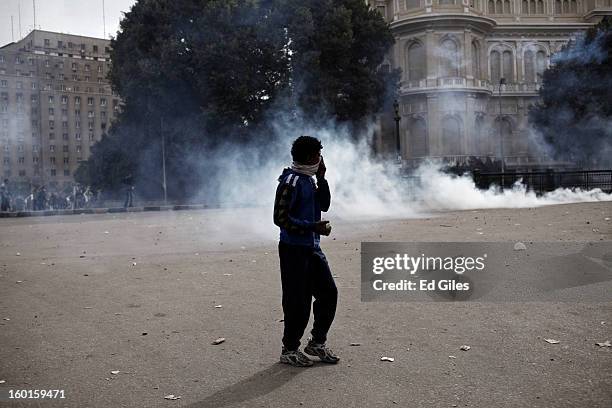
[0,179,10,211]
[49,192,58,210]
[36,185,47,211]
[123,174,134,208]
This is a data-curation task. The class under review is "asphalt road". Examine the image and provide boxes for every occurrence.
[0,202,611,408]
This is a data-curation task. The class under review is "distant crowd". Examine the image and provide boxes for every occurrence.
[0,179,100,212]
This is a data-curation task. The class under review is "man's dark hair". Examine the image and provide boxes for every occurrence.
[291,136,323,163]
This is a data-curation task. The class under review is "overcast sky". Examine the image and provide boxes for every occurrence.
[0,0,138,47]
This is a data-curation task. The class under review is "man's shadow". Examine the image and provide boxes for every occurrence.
[183,363,305,408]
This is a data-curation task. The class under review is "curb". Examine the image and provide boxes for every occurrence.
[0,204,211,218]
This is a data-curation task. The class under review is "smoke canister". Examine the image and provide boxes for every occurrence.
[325,222,332,235]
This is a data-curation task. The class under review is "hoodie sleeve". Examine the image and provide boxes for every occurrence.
[316,177,331,212]
[273,176,315,234]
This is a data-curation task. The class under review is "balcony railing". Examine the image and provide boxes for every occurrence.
[489,82,541,94]
[401,77,541,94]
[401,77,491,92]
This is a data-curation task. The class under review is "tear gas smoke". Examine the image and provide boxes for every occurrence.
[208,116,612,221]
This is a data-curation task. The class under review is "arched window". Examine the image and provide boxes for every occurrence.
[409,118,428,157]
[490,50,501,83]
[496,0,503,12]
[570,0,577,12]
[524,50,535,82]
[406,0,420,9]
[474,116,491,155]
[407,42,426,81]
[488,0,495,12]
[502,50,514,81]
[522,0,529,13]
[441,116,462,155]
[500,118,512,156]
[439,0,455,4]
[555,0,561,13]
[535,51,546,82]
[475,117,490,154]
[504,0,511,13]
[529,0,536,13]
[439,39,459,78]
[563,0,569,12]
[537,0,544,13]
[472,41,481,78]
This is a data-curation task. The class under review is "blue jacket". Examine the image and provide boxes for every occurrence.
[273,168,331,247]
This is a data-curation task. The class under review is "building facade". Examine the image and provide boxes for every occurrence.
[369,0,611,169]
[0,30,119,191]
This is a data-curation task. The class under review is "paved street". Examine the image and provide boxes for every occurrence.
[1,202,611,407]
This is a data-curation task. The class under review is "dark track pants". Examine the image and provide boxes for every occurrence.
[278,241,338,351]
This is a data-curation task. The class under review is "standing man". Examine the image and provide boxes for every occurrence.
[123,174,134,208]
[0,179,10,211]
[273,135,339,367]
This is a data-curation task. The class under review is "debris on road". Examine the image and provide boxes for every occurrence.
[595,340,611,347]
[132,262,137,266]
[514,242,527,251]
[0,380,5,384]
[448,355,457,359]
[16,253,20,256]
[214,305,223,308]
[544,339,560,344]
[2,318,10,321]
[212,337,225,345]
[164,395,181,400]
[380,356,394,362]
[350,342,361,346]
[459,345,471,351]
[110,370,120,375]
[223,273,232,276]
[15,280,23,283]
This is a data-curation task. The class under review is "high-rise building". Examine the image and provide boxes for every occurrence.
[369,0,611,169]
[0,30,119,190]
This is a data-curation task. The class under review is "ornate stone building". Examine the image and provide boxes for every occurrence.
[0,30,119,190]
[368,0,611,169]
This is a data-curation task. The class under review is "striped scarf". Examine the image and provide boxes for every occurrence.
[291,158,320,177]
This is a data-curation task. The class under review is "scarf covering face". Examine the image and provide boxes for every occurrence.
[291,157,321,177]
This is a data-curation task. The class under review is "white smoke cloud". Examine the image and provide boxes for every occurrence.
[210,116,612,224]
[412,162,612,211]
